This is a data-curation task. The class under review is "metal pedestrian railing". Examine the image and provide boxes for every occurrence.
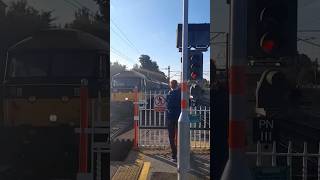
[135,91,210,149]
[247,141,320,180]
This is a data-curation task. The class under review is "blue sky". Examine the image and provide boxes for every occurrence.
[111,0,210,81]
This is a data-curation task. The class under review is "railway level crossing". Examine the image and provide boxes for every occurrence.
[76,80,110,180]
[134,90,210,149]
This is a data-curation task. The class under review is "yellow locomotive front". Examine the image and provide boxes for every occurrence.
[0,29,109,179]
[111,71,146,102]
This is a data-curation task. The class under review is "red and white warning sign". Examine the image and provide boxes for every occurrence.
[154,95,166,112]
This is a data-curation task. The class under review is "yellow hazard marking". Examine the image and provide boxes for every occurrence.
[138,162,151,180]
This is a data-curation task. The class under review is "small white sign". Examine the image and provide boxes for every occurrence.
[154,95,166,112]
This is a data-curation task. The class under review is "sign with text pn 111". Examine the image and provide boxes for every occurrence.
[253,116,278,143]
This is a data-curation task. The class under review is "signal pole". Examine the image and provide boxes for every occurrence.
[168,66,171,84]
[221,0,253,179]
[178,0,190,179]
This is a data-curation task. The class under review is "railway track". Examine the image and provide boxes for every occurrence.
[275,112,320,180]
[110,118,133,140]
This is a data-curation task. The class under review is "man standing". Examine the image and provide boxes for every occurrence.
[166,80,181,162]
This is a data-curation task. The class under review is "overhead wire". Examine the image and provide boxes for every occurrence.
[110,51,134,65]
[63,0,82,10]
[110,18,142,54]
[65,0,140,64]
[298,38,320,48]
[111,47,136,63]
[71,0,142,55]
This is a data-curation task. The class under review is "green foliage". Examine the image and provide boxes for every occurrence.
[110,61,127,76]
[0,0,55,77]
[92,0,108,24]
[203,78,210,88]
[138,54,160,72]
[65,6,108,41]
[0,0,55,49]
[135,54,167,82]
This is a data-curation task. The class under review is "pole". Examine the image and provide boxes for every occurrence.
[168,66,171,84]
[133,86,139,149]
[79,79,89,173]
[221,0,253,178]
[178,0,190,179]
[226,33,229,79]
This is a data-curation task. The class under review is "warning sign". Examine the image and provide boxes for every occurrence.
[154,95,166,112]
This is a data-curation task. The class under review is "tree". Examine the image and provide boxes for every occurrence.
[133,63,139,69]
[296,54,316,85]
[65,6,108,41]
[203,78,210,88]
[110,61,126,76]
[65,8,92,32]
[138,55,160,72]
[93,0,108,24]
[1,0,55,49]
[134,54,167,82]
[0,0,55,77]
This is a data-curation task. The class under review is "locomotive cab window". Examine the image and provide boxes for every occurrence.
[51,53,96,77]
[112,78,142,90]
[8,54,50,78]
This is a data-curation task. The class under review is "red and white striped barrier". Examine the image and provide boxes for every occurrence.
[79,80,89,174]
[133,86,139,149]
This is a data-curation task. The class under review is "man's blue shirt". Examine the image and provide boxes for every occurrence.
[166,88,181,121]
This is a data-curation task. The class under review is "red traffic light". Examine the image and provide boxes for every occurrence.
[188,51,203,80]
[247,0,297,58]
[261,39,275,53]
[260,33,278,54]
[191,72,198,79]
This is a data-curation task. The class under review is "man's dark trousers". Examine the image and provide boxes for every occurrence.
[166,87,180,159]
[167,119,177,159]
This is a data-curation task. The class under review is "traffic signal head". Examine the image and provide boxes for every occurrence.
[188,52,203,81]
[247,0,297,59]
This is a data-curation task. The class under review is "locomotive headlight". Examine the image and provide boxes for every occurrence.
[61,96,70,103]
[49,114,58,122]
[28,96,36,103]
[125,97,129,101]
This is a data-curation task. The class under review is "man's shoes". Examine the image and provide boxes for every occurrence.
[171,157,177,163]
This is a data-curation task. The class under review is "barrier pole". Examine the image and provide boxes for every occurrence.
[221,0,252,178]
[134,86,139,149]
[178,0,190,178]
[79,79,89,173]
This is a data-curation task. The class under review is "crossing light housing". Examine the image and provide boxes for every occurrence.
[247,0,297,59]
[188,51,203,81]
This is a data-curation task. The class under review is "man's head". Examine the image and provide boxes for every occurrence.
[170,80,178,90]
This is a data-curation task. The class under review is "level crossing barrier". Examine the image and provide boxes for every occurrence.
[135,90,210,149]
[247,141,320,180]
[76,79,110,180]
